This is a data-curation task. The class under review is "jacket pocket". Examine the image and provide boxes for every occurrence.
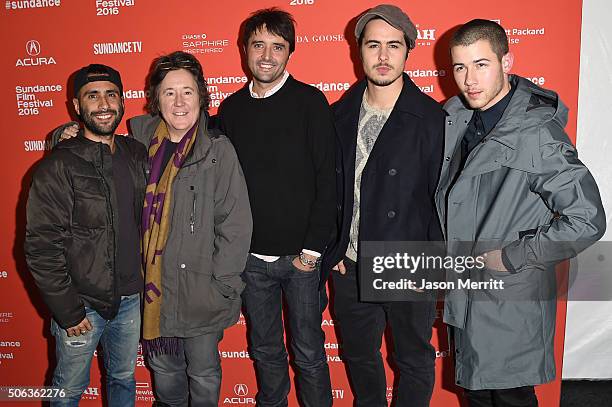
[177,257,239,330]
[73,175,107,228]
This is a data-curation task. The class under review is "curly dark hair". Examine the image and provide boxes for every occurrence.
[146,51,210,114]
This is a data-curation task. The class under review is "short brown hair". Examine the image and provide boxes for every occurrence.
[450,19,509,60]
[242,8,296,53]
[146,51,210,115]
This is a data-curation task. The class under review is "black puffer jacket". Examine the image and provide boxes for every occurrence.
[25,134,147,328]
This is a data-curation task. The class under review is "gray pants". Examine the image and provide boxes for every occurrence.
[147,331,223,407]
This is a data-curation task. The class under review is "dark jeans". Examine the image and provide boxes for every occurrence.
[241,254,332,407]
[332,258,437,407]
[147,331,223,407]
[464,387,538,407]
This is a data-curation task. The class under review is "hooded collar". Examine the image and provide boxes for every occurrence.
[445,75,567,175]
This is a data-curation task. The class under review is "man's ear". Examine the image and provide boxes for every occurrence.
[72,98,80,115]
[501,52,514,74]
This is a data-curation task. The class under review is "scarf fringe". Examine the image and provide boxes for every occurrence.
[142,337,183,357]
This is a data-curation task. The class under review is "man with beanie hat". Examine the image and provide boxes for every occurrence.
[25,64,147,406]
[323,4,444,406]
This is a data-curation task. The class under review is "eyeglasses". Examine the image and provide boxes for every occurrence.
[157,59,198,71]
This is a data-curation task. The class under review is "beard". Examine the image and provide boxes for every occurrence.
[366,65,402,87]
[368,77,397,87]
[80,105,124,137]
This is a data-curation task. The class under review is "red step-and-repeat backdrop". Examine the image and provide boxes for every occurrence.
[0,0,583,405]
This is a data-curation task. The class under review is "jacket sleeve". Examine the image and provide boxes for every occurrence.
[502,122,606,271]
[24,157,85,329]
[49,121,79,148]
[303,91,337,253]
[127,114,157,147]
[211,141,253,295]
[427,109,446,242]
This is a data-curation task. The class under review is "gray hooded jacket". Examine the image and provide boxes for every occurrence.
[435,75,606,390]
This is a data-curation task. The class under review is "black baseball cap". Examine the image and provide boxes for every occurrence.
[73,64,123,97]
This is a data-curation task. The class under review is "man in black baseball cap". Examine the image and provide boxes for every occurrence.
[324,4,444,406]
[73,63,123,97]
[25,62,146,405]
[72,64,125,138]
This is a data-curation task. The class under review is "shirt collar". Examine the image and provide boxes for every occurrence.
[249,71,290,99]
[478,84,516,134]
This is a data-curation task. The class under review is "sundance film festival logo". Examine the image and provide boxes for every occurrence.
[223,383,255,404]
[0,341,19,366]
[5,0,60,10]
[95,0,135,16]
[16,83,61,116]
[16,40,56,67]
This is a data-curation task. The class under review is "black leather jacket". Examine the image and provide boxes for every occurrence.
[25,133,147,328]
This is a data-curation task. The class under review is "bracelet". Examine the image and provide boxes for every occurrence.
[299,252,318,268]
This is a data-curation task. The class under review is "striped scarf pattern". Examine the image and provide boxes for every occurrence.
[142,120,197,354]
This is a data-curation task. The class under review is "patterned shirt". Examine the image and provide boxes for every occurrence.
[346,90,393,261]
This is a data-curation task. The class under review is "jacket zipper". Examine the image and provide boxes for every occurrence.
[190,186,196,234]
[95,144,118,311]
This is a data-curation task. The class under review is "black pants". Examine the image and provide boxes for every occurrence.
[465,386,538,407]
[332,258,437,407]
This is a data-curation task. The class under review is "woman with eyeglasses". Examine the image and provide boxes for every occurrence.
[132,51,252,407]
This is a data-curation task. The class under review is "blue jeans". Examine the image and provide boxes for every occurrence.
[241,254,332,407]
[146,331,223,407]
[50,293,141,407]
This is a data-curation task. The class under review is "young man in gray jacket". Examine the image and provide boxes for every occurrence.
[435,19,606,407]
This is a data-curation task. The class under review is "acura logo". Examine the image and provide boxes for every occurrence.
[26,40,41,56]
[234,383,248,396]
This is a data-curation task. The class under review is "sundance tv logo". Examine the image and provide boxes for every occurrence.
[16,39,56,67]
[223,383,255,405]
